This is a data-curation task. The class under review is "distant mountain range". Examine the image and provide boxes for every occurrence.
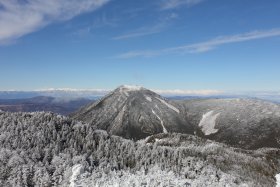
[1,86,279,149]
[0,96,92,115]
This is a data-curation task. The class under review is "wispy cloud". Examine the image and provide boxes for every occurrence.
[72,13,119,38]
[113,13,178,40]
[116,28,280,58]
[160,0,205,10]
[113,24,165,40]
[0,0,110,44]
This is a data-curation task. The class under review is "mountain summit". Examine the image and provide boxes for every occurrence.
[71,85,193,140]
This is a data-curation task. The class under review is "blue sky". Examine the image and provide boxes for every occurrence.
[0,0,280,93]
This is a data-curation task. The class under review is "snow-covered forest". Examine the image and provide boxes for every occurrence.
[0,111,279,186]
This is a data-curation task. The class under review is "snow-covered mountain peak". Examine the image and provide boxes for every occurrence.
[116,85,145,96]
[71,85,193,140]
[118,85,143,91]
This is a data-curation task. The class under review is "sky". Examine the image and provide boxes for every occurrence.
[0,0,280,93]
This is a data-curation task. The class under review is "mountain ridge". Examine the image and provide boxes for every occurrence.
[72,85,280,150]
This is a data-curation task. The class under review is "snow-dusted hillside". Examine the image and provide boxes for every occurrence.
[0,111,279,186]
[178,98,280,149]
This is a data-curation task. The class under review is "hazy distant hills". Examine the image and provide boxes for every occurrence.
[0,96,92,115]
[72,86,280,150]
[1,89,280,103]
[0,90,106,100]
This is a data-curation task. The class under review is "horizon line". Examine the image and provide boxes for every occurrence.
[0,87,280,97]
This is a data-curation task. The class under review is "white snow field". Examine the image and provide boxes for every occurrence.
[276,173,280,187]
[198,110,220,135]
[70,164,83,187]
[145,95,152,102]
[152,109,168,133]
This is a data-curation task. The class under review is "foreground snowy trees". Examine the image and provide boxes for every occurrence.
[0,111,279,186]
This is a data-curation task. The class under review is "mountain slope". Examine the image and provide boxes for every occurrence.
[177,98,280,149]
[71,85,193,140]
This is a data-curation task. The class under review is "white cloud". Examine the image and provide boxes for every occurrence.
[117,28,280,58]
[0,0,110,44]
[160,0,205,10]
